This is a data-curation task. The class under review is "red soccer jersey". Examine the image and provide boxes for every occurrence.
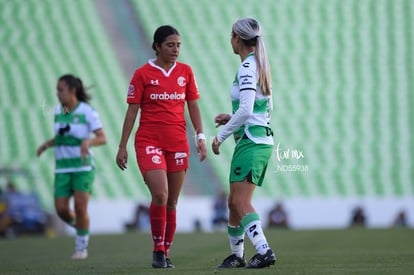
[127,60,200,151]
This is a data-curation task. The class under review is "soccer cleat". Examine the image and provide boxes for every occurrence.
[245,249,276,268]
[217,254,246,268]
[166,258,175,268]
[71,250,88,260]
[152,251,167,268]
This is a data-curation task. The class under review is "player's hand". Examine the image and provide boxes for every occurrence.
[212,136,221,155]
[214,114,231,128]
[197,139,207,161]
[78,140,93,166]
[116,147,128,170]
[80,139,90,159]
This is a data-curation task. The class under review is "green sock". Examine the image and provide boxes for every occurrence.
[76,229,89,236]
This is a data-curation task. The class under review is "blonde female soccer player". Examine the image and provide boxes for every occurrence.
[212,18,276,269]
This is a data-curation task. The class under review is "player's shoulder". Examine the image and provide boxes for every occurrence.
[175,61,193,71]
[77,102,96,113]
[134,62,152,74]
[240,55,256,69]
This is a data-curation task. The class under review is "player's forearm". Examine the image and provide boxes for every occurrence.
[217,90,255,142]
[89,129,107,147]
[43,138,55,148]
[187,100,204,134]
[119,104,139,148]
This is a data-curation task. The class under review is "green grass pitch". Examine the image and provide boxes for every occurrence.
[0,228,413,274]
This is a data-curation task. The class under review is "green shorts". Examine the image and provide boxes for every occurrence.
[54,170,95,198]
[230,137,273,186]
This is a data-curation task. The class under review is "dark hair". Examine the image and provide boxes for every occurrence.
[59,74,91,103]
[152,25,180,55]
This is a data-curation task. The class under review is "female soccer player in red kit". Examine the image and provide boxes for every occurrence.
[116,25,207,268]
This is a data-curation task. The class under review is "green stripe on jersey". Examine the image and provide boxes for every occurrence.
[55,135,83,146]
[55,113,87,124]
[232,98,269,114]
[56,157,92,169]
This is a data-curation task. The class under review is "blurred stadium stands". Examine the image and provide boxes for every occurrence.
[0,0,413,214]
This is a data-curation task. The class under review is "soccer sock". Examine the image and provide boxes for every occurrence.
[227,225,245,258]
[75,229,89,251]
[241,212,270,255]
[150,203,167,253]
[164,209,177,257]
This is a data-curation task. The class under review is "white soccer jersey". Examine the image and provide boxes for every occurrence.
[226,53,273,145]
[54,102,102,173]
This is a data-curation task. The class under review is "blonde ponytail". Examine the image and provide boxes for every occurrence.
[232,18,272,96]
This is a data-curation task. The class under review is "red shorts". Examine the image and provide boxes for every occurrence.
[135,144,189,177]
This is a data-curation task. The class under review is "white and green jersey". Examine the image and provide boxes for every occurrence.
[228,53,273,145]
[54,102,102,173]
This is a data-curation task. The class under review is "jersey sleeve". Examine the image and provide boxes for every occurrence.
[87,106,103,132]
[185,66,200,101]
[238,62,257,93]
[127,69,145,104]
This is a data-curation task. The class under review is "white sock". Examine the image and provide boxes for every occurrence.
[75,235,89,252]
[241,213,270,255]
[227,225,245,258]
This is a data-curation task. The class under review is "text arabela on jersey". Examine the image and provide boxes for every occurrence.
[150,91,186,100]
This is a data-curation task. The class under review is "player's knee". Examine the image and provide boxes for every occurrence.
[55,206,70,219]
[152,192,168,205]
[74,204,87,217]
[167,198,178,210]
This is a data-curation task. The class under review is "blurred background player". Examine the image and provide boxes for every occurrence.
[211,190,229,231]
[349,206,366,227]
[37,74,106,259]
[267,202,289,229]
[116,25,207,268]
[124,203,150,232]
[212,17,276,269]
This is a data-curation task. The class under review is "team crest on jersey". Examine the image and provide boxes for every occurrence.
[177,76,186,87]
[128,84,135,96]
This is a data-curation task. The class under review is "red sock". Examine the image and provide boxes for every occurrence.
[150,203,166,252]
[164,210,177,257]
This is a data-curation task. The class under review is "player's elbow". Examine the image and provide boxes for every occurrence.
[238,107,253,121]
